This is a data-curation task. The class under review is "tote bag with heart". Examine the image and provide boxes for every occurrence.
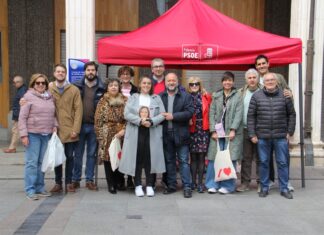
[214,140,237,182]
[109,137,122,172]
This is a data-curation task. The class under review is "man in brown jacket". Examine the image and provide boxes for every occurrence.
[49,64,83,193]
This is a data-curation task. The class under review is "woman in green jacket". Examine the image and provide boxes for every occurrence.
[205,71,243,194]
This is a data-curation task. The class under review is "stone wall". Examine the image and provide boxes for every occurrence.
[8,0,54,104]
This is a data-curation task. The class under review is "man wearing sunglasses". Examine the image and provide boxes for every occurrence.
[3,75,27,153]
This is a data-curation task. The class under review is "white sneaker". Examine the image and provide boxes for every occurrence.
[146,186,155,197]
[218,187,230,194]
[135,186,144,197]
[207,188,217,194]
[287,182,294,192]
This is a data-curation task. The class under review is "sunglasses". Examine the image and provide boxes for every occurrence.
[189,82,200,87]
[35,81,46,86]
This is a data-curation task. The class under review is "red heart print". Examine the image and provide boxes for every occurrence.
[223,167,231,176]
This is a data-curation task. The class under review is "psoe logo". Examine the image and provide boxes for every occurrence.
[182,44,218,60]
[182,45,200,60]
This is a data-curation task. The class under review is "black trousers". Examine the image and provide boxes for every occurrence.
[135,126,154,187]
[103,161,124,187]
[54,142,77,185]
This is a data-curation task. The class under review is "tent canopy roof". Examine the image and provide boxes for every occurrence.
[97,0,302,70]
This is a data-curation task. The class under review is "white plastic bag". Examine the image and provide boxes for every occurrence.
[214,141,237,182]
[108,137,122,172]
[41,132,66,172]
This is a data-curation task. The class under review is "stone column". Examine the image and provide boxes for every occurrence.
[289,0,324,165]
[65,0,95,65]
[312,0,324,145]
[289,0,310,147]
[311,0,324,165]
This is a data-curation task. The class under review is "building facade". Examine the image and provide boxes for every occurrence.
[0,0,323,165]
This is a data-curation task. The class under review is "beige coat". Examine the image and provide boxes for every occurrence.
[50,83,83,143]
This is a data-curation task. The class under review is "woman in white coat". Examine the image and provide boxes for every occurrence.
[119,76,166,197]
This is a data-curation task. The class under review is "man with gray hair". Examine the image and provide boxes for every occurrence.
[160,72,194,198]
[236,69,262,192]
[248,72,296,199]
[3,75,27,153]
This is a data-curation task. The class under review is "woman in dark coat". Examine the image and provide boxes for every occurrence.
[186,76,212,193]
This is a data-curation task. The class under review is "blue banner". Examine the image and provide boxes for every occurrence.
[68,58,89,83]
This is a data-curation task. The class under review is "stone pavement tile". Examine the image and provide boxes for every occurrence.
[145,215,184,234]
[63,214,126,235]
[0,194,42,233]
[127,196,179,216]
[180,214,308,235]
[37,193,83,235]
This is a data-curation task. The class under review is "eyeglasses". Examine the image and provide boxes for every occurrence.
[152,65,164,69]
[189,82,200,87]
[35,81,46,86]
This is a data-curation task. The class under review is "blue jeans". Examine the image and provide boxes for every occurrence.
[54,141,78,184]
[164,131,191,190]
[205,138,237,192]
[73,123,97,182]
[258,138,289,193]
[24,133,51,195]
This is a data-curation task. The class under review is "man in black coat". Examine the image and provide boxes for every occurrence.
[160,72,194,198]
[247,73,296,199]
[3,75,27,153]
[72,61,106,191]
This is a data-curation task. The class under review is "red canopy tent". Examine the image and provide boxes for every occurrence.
[97,0,305,186]
[97,0,302,70]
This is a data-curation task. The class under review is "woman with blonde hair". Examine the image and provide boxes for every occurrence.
[186,77,212,193]
[19,74,58,200]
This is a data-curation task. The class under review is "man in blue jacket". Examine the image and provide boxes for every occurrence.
[72,61,106,190]
[160,72,194,198]
[3,75,27,153]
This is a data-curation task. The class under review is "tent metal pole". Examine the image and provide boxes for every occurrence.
[106,64,110,78]
[298,63,305,188]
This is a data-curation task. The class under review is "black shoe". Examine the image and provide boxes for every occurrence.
[184,189,192,198]
[108,186,117,194]
[163,188,176,195]
[117,183,126,191]
[127,178,135,189]
[161,180,168,189]
[259,190,268,198]
[280,191,293,199]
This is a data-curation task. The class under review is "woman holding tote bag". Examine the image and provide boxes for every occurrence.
[205,71,243,194]
[94,78,127,194]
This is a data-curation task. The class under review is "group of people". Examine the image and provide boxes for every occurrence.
[5,54,296,200]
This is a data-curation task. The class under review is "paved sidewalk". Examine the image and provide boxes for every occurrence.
[0,144,323,235]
